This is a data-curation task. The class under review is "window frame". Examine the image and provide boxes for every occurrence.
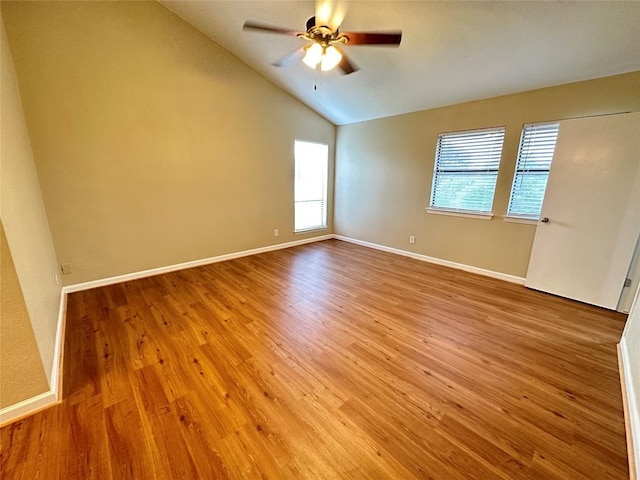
[428,126,506,217]
[506,122,560,221]
[293,139,329,234]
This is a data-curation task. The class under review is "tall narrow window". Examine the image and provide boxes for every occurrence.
[430,127,505,215]
[507,122,560,219]
[294,140,328,232]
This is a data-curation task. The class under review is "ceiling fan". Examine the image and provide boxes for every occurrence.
[242,2,402,75]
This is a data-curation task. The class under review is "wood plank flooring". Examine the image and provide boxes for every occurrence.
[0,239,630,479]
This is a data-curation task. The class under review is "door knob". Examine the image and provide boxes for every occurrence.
[540,217,549,223]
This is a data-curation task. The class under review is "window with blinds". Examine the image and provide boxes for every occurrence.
[429,127,505,214]
[294,140,328,232]
[507,123,560,219]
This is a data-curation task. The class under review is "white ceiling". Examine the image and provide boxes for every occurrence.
[160,1,640,125]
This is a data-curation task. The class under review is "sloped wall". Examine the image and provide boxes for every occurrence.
[0,15,60,406]
[0,223,50,408]
[2,1,336,285]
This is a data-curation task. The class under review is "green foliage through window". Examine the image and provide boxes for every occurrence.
[430,127,505,214]
[508,123,559,219]
[295,140,328,232]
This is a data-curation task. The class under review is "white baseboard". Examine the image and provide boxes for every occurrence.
[0,390,58,427]
[49,289,68,400]
[1,292,65,427]
[619,339,639,480]
[1,291,65,427]
[64,234,334,293]
[333,235,525,285]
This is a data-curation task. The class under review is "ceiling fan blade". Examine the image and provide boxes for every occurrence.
[315,0,347,31]
[243,21,301,36]
[337,51,358,75]
[342,31,402,46]
[272,47,306,68]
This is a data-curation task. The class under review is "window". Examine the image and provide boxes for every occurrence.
[507,122,559,219]
[429,127,505,215]
[294,140,328,232]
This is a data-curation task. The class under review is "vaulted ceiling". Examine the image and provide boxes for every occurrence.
[160,1,640,125]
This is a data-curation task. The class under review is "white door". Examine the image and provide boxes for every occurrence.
[525,112,640,310]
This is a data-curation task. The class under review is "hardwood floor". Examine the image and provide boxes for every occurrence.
[0,239,630,479]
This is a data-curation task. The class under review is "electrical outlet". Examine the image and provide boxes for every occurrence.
[61,263,72,275]
[409,235,416,244]
[274,229,279,237]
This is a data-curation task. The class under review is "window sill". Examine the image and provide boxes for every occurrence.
[503,216,538,225]
[426,208,493,220]
[294,226,329,235]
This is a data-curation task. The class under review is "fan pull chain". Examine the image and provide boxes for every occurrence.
[314,65,323,91]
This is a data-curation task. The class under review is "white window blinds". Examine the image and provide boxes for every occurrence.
[430,127,505,214]
[294,140,328,232]
[507,123,559,219]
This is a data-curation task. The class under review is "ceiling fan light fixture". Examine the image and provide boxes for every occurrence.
[244,13,402,77]
[302,43,323,68]
[321,45,342,71]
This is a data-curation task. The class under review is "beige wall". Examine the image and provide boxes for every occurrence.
[0,223,50,408]
[335,72,640,277]
[1,14,61,393]
[2,1,335,285]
